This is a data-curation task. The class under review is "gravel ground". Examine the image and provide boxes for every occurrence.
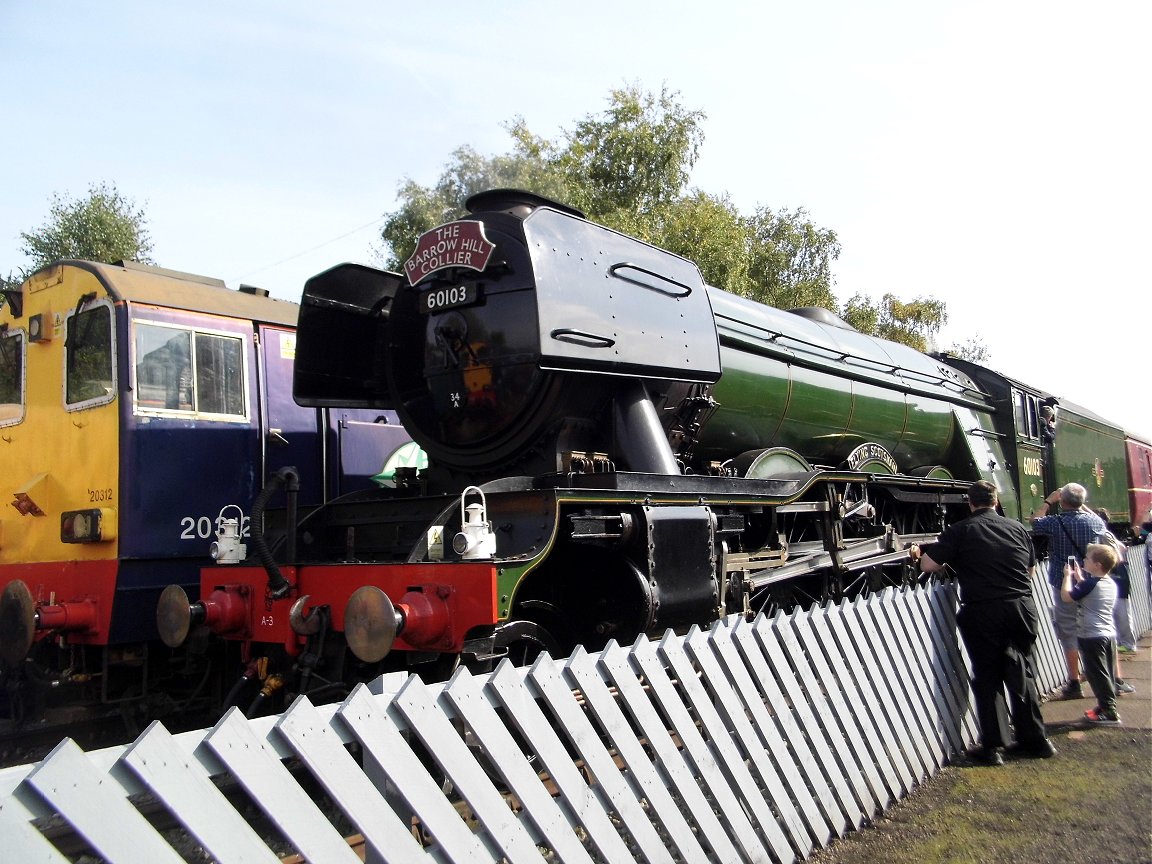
[807,727,1152,864]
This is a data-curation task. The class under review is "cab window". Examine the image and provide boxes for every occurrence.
[0,328,24,425]
[134,322,247,419]
[1013,391,1034,440]
[66,303,115,408]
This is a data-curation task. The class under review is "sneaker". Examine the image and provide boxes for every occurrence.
[1117,645,1137,655]
[1084,707,1121,725]
[1053,680,1083,700]
[1116,680,1136,695]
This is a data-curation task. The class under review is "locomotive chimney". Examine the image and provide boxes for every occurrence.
[465,188,584,219]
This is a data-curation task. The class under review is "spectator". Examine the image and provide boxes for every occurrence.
[1093,515,1137,681]
[1029,483,1106,699]
[1061,543,1121,724]
[912,480,1055,765]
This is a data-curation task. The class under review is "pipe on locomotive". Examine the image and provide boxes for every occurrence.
[249,466,299,599]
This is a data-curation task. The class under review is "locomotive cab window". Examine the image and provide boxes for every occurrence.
[133,321,247,419]
[1013,390,1040,441]
[65,300,116,409]
[0,327,24,425]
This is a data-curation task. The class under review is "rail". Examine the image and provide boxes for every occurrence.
[2,548,1148,863]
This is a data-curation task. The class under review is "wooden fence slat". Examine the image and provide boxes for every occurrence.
[684,624,816,858]
[803,605,902,802]
[784,609,884,815]
[339,685,493,862]
[753,614,859,833]
[24,738,187,864]
[274,696,431,864]
[439,668,595,864]
[204,708,361,864]
[922,588,979,746]
[565,645,706,864]
[870,592,951,765]
[823,600,920,795]
[709,618,825,852]
[730,615,839,847]
[787,607,889,812]
[1030,568,1062,692]
[626,636,772,863]
[0,794,73,863]
[843,596,933,781]
[1130,550,1152,635]
[893,590,964,756]
[860,594,942,775]
[120,720,279,863]
[391,673,546,864]
[663,629,797,862]
[769,610,872,823]
[486,660,640,864]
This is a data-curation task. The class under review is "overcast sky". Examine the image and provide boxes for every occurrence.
[2,1,1148,436]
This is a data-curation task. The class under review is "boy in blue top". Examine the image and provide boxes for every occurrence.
[1061,542,1121,724]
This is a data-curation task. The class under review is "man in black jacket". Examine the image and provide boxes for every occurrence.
[910,480,1056,765]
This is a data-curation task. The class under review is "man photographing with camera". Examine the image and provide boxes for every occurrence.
[1029,483,1107,700]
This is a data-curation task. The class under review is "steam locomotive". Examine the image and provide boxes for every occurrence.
[153,190,1151,714]
[0,261,414,733]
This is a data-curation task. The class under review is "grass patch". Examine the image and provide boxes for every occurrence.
[810,729,1151,864]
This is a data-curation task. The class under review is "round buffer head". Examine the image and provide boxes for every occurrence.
[0,579,36,668]
[344,585,399,663]
[157,584,194,648]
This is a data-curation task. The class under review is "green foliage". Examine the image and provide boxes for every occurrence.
[646,192,750,292]
[378,134,572,271]
[19,182,154,272]
[555,84,705,221]
[377,84,945,351]
[842,293,948,353]
[744,206,841,311]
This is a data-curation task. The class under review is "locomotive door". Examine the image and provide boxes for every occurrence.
[257,325,330,502]
[1012,389,1047,516]
[258,324,412,500]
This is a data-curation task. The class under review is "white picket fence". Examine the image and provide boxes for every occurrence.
[1,548,1148,864]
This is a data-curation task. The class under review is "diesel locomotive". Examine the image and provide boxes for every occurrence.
[0,261,414,731]
[150,189,1149,716]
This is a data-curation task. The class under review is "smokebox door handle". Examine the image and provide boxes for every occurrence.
[549,329,616,348]
[609,263,692,298]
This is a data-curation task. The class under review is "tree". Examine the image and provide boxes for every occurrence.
[554,84,705,223]
[841,293,948,353]
[377,85,945,350]
[646,192,750,293]
[944,335,991,364]
[742,206,841,311]
[378,136,570,271]
[19,182,154,273]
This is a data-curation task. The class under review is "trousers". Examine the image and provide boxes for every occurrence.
[957,596,1047,748]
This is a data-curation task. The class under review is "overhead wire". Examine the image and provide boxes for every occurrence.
[230,215,386,283]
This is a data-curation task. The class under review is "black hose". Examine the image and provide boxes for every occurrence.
[250,467,299,600]
[221,675,251,714]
